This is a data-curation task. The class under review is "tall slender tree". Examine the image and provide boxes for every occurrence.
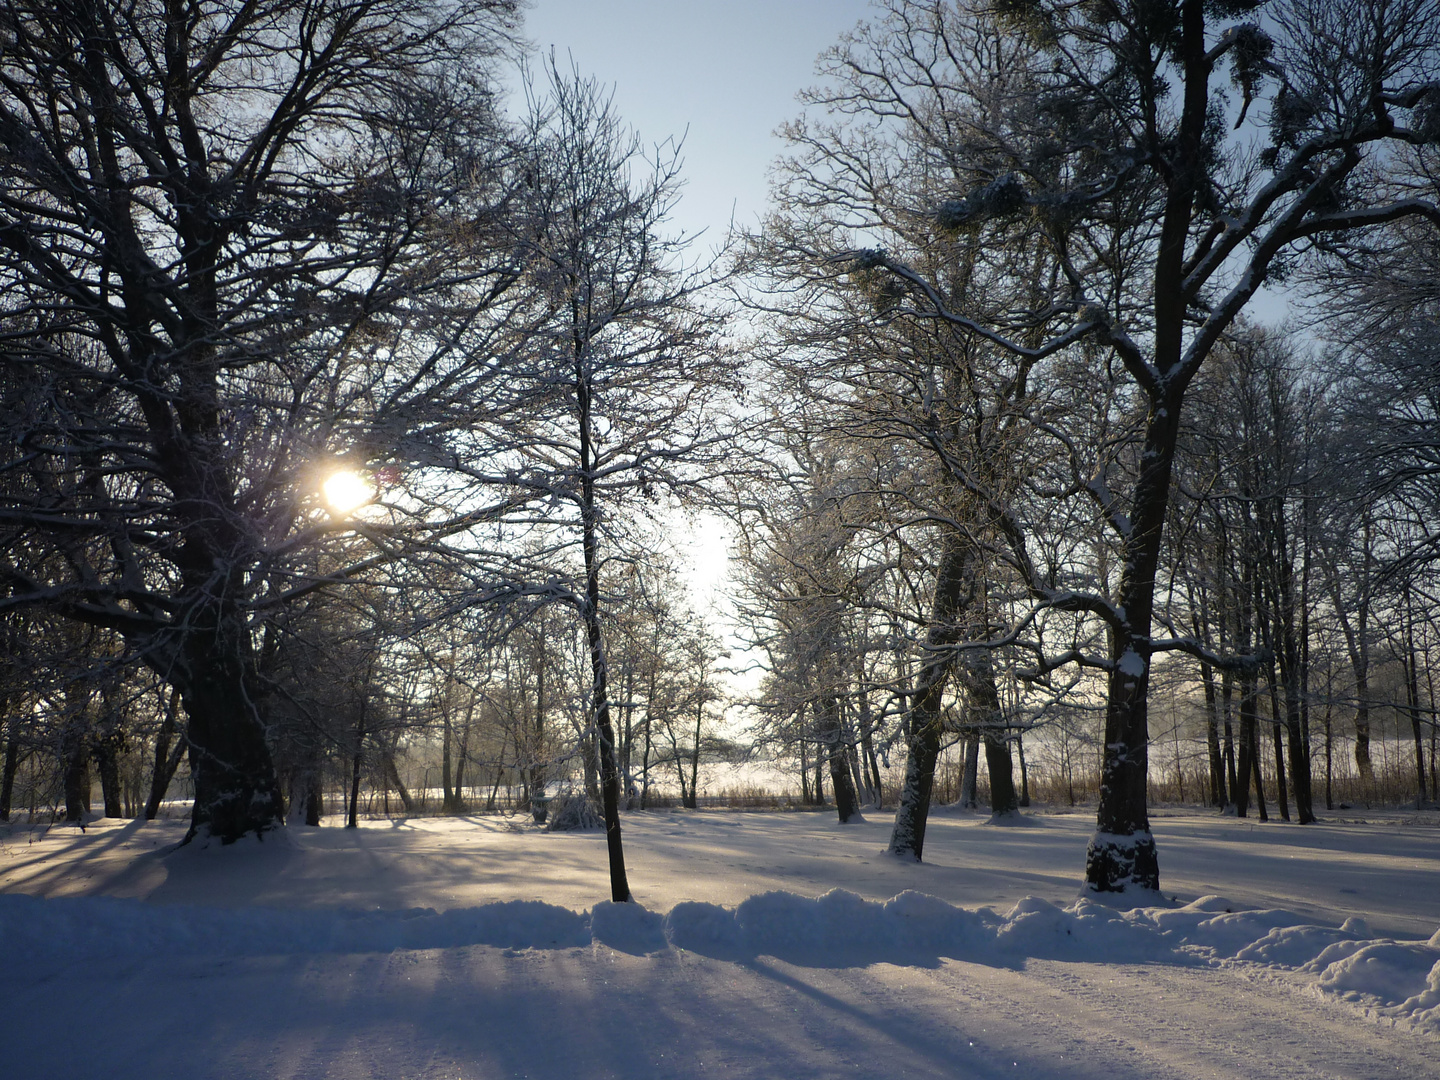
[458,61,735,900]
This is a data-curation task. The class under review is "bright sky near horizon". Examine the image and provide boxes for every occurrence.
[519,0,878,249]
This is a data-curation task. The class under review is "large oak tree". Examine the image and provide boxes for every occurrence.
[0,0,521,841]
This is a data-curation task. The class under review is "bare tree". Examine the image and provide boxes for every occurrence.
[762,0,1440,892]
[730,425,879,824]
[450,61,735,900]
[0,0,523,841]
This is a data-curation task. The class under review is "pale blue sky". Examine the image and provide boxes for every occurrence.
[518,0,877,249]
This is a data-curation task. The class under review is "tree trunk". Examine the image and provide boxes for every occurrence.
[1264,659,1290,822]
[1412,669,1430,806]
[1272,538,1314,823]
[688,703,703,811]
[298,765,323,826]
[585,615,630,901]
[837,700,867,805]
[487,728,507,812]
[639,708,653,812]
[93,677,125,819]
[1323,697,1334,810]
[62,725,89,824]
[1187,578,1227,808]
[958,735,980,808]
[670,728,691,807]
[1200,661,1225,806]
[578,395,630,899]
[441,711,456,813]
[175,612,284,843]
[1356,520,1375,792]
[843,727,865,805]
[983,733,1016,816]
[1250,720,1268,822]
[347,694,366,829]
[145,689,185,820]
[1282,660,1315,823]
[1016,731,1031,808]
[1426,651,1438,803]
[1086,638,1160,892]
[384,751,414,814]
[1353,681,1373,795]
[856,684,882,805]
[1222,669,1238,808]
[889,534,981,859]
[453,716,471,811]
[1404,584,1428,807]
[1271,712,1290,822]
[620,668,634,804]
[0,733,18,821]
[1234,670,1258,818]
[818,697,861,823]
[529,654,547,822]
[1329,528,1375,793]
[95,737,123,819]
[961,646,1017,817]
[1083,395,1180,892]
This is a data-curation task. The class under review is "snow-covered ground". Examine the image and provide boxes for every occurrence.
[3,806,1438,1079]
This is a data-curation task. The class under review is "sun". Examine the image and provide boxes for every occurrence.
[322,469,371,514]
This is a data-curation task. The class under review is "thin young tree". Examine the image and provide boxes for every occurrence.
[457,61,735,900]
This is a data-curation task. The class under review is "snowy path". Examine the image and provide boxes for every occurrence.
[3,807,1438,1079]
[9,941,1433,1079]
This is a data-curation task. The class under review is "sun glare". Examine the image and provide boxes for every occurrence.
[322,469,371,514]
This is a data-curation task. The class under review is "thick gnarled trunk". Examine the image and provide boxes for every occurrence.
[1085,657,1158,892]
[176,611,284,844]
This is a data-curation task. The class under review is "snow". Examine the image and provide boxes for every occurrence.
[1116,647,1147,677]
[3,808,1438,1078]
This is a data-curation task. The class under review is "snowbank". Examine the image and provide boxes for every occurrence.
[6,887,1437,1034]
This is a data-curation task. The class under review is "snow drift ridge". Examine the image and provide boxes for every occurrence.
[5,889,1438,1034]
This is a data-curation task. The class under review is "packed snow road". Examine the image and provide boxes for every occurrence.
[2,808,1437,1079]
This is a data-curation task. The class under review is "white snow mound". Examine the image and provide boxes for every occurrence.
[4,889,1437,1033]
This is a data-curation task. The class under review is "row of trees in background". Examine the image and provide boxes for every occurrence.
[0,566,730,827]
[729,322,1440,820]
[733,0,1440,893]
[3,0,1440,901]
